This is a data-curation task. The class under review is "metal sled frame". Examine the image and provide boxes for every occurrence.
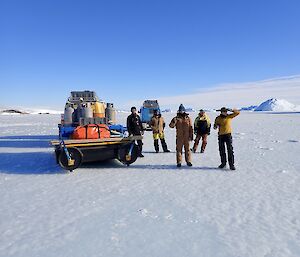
[50,136,142,171]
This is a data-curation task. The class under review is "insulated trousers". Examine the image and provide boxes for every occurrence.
[218,134,234,166]
[192,134,208,152]
[176,138,191,164]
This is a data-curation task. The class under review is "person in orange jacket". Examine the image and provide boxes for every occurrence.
[169,104,193,167]
[214,107,240,170]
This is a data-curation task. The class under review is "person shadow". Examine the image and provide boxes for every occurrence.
[130,164,220,171]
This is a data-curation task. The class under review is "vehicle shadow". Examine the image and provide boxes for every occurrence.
[0,152,63,175]
[0,135,57,148]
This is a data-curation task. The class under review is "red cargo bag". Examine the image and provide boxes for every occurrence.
[71,124,111,139]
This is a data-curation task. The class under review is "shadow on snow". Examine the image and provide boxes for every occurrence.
[0,151,220,175]
[0,134,220,174]
[0,152,63,175]
[0,135,57,148]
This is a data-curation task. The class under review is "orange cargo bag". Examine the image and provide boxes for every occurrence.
[71,124,111,139]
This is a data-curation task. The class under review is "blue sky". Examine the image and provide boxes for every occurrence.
[1,0,300,109]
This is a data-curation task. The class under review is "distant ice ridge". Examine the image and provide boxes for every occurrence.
[240,105,258,111]
[27,109,61,114]
[161,108,172,113]
[254,98,300,112]
[0,108,61,115]
[116,109,131,113]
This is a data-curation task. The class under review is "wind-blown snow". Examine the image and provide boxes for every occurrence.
[0,113,300,257]
[128,75,300,110]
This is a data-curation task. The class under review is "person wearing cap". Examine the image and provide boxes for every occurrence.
[169,104,193,167]
[150,110,170,153]
[127,107,144,157]
[213,107,240,170]
[192,109,211,153]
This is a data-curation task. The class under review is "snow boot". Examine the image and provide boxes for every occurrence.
[218,163,226,169]
[230,165,236,170]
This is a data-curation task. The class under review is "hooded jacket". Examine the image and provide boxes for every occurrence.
[169,113,193,140]
[194,113,211,135]
[214,111,240,135]
[127,113,143,135]
[150,115,165,134]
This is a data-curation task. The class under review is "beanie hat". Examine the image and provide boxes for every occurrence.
[178,104,186,113]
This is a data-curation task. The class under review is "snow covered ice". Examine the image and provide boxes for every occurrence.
[254,98,300,112]
[0,112,300,257]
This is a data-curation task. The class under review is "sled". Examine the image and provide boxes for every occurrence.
[50,135,142,172]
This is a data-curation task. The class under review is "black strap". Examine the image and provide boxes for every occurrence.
[96,124,101,138]
[83,124,109,139]
[84,125,88,139]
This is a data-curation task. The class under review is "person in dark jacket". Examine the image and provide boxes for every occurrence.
[127,107,144,157]
[191,109,211,153]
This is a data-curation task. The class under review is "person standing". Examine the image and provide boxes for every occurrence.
[214,107,240,170]
[127,107,144,157]
[150,110,170,153]
[169,104,193,167]
[192,109,211,153]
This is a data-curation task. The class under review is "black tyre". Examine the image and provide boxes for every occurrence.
[58,147,83,171]
[118,143,138,165]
